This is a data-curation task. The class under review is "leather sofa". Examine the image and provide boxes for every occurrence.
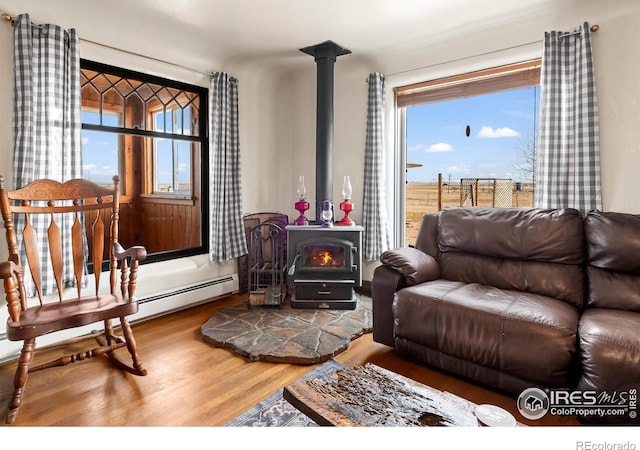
[575,211,640,424]
[372,207,639,424]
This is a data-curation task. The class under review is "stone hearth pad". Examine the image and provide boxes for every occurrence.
[200,294,372,364]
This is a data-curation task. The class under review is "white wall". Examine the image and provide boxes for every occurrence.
[0,1,639,334]
[282,2,640,280]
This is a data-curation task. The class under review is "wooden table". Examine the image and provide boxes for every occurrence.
[283,363,506,426]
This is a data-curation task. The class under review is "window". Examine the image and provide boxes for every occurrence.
[396,61,541,245]
[80,60,208,264]
[152,110,192,195]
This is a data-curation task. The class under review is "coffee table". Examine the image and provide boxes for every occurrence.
[283,363,519,426]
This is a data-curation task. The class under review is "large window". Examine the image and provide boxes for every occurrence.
[396,61,541,245]
[80,60,208,264]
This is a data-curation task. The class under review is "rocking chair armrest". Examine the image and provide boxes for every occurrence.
[113,243,147,262]
[0,260,21,280]
[1,260,24,323]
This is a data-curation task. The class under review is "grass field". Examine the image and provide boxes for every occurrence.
[405,182,534,245]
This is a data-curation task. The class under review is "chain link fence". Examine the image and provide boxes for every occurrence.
[405,175,534,245]
[460,178,513,207]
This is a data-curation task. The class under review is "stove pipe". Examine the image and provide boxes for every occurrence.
[300,41,351,222]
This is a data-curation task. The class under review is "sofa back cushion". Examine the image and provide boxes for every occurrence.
[436,207,585,307]
[585,210,640,312]
[414,211,441,258]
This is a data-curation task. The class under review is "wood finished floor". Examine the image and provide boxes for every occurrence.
[0,293,581,427]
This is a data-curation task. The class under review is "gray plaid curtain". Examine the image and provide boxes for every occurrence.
[209,72,247,261]
[534,22,602,213]
[362,73,391,261]
[12,13,82,296]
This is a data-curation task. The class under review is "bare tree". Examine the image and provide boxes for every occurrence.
[513,132,536,185]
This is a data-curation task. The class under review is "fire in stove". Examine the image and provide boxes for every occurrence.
[314,251,336,266]
[305,243,346,268]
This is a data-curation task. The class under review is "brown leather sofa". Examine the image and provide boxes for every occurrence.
[575,211,640,424]
[372,207,639,424]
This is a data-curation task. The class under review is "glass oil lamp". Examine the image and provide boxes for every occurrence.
[338,175,354,226]
[293,175,310,225]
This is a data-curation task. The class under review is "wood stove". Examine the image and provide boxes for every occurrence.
[287,40,360,309]
[286,225,363,309]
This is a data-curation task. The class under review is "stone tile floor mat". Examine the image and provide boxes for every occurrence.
[200,294,372,364]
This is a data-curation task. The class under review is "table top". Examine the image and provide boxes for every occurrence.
[283,363,521,427]
[286,224,364,231]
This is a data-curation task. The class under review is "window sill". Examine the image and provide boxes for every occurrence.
[139,194,196,206]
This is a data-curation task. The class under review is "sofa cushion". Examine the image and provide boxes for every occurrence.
[585,211,640,311]
[440,253,585,308]
[437,207,585,307]
[577,308,640,392]
[379,247,440,286]
[393,280,580,387]
[576,308,640,425]
[414,211,441,257]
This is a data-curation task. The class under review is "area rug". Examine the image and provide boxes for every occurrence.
[201,294,371,364]
[225,358,345,426]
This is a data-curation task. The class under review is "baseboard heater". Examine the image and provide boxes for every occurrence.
[134,274,239,322]
[138,276,237,304]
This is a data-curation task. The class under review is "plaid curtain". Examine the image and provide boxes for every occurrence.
[534,22,602,213]
[209,73,247,261]
[12,13,82,296]
[362,73,391,261]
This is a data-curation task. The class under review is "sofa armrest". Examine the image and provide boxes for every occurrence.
[372,265,407,347]
[379,247,440,286]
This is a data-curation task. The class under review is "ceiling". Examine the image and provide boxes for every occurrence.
[3,0,621,75]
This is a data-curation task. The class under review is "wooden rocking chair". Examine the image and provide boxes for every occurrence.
[0,175,147,424]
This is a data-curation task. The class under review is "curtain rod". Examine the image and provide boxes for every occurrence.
[560,23,600,38]
[2,12,215,77]
[383,23,599,80]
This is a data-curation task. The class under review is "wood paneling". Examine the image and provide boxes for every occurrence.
[139,198,201,253]
[85,197,200,262]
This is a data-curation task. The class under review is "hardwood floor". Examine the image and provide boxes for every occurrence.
[0,293,581,427]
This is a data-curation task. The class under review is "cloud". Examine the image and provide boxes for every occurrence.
[477,126,520,138]
[427,142,454,152]
[408,142,453,153]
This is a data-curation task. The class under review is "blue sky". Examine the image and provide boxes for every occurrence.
[406,87,540,184]
[81,130,119,184]
[81,111,191,187]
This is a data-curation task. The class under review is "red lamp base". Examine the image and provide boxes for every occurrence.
[338,200,354,226]
[293,200,310,225]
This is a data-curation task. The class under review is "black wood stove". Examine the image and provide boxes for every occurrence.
[286,225,363,309]
[286,40,361,309]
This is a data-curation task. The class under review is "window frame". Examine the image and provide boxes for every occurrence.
[394,59,541,247]
[80,59,209,266]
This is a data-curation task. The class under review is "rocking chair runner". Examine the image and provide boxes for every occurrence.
[0,175,147,424]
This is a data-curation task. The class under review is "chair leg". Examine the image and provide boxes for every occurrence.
[120,317,147,376]
[99,318,147,376]
[6,338,35,424]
